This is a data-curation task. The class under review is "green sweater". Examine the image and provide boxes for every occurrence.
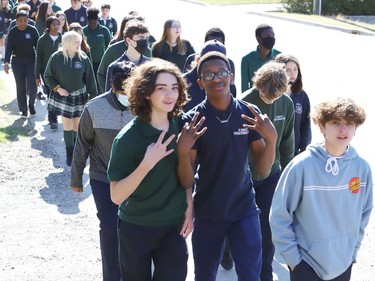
[44,51,97,98]
[35,32,62,78]
[241,89,295,179]
[83,24,111,64]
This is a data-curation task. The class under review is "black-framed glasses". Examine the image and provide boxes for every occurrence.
[200,70,230,81]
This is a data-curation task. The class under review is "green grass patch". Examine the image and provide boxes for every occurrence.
[199,0,281,4]
[0,78,36,143]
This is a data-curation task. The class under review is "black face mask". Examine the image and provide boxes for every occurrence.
[261,37,275,50]
[135,39,149,55]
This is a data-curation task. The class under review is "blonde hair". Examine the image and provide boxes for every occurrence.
[60,31,85,63]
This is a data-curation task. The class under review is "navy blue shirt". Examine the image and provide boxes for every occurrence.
[290,90,311,155]
[64,5,87,26]
[180,97,262,221]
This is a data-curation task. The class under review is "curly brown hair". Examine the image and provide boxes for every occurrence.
[125,58,189,123]
[312,97,366,127]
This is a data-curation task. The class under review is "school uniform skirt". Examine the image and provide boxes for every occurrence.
[48,86,88,118]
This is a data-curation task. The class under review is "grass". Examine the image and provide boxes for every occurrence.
[0,78,36,143]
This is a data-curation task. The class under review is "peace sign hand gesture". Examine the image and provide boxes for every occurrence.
[143,130,176,169]
[178,112,207,156]
[241,104,277,144]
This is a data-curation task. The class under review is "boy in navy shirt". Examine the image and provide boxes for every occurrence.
[177,42,277,281]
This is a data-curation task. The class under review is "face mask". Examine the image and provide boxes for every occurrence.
[134,39,149,55]
[261,37,275,50]
[117,94,129,106]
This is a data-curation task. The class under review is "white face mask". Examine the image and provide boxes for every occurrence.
[117,94,128,106]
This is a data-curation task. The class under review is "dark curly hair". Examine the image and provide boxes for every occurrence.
[125,59,189,123]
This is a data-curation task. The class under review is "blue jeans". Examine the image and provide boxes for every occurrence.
[253,170,282,281]
[193,214,262,281]
[90,179,121,281]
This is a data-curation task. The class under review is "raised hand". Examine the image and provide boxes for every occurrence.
[178,112,207,155]
[241,104,277,143]
[143,130,176,169]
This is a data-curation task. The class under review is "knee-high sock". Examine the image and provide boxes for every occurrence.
[63,130,74,147]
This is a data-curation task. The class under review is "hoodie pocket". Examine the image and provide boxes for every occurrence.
[307,234,355,279]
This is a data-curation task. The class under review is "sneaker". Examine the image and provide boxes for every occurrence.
[29,105,36,116]
[50,122,58,130]
[36,92,46,100]
[20,111,28,119]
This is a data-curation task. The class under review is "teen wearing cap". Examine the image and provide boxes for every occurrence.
[177,49,277,280]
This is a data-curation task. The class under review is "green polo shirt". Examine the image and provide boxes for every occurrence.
[107,117,187,227]
[83,24,111,64]
[241,47,281,92]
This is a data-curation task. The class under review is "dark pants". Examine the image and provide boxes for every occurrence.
[118,219,188,281]
[192,214,262,281]
[90,179,121,281]
[254,170,282,281]
[290,260,352,281]
[40,69,57,123]
[11,57,37,113]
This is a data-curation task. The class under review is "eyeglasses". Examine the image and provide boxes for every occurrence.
[171,25,181,29]
[200,70,230,81]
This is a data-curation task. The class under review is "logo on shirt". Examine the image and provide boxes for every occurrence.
[233,128,249,136]
[295,103,302,115]
[349,177,360,194]
[80,17,86,23]
[108,23,113,29]
[74,62,83,69]
[274,115,285,122]
[25,33,31,39]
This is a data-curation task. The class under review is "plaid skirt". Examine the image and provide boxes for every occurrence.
[47,86,88,118]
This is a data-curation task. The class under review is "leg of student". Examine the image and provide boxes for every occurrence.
[192,218,228,281]
[26,60,37,114]
[254,170,282,281]
[118,220,152,281]
[90,179,121,281]
[11,59,28,114]
[61,117,74,166]
[152,224,188,281]
[228,213,262,281]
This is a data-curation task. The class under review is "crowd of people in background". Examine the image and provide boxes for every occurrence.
[1,1,373,281]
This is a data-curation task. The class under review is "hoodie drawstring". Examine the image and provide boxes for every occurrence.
[325,156,339,176]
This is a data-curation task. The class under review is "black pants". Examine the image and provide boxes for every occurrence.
[254,170,282,281]
[290,260,352,281]
[11,57,37,113]
[40,69,57,123]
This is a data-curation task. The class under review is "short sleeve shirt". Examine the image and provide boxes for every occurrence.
[180,97,262,221]
[108,117,187,226]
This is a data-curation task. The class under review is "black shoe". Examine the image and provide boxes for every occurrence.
[37,92,46,100]
[50,122,58,130]
[220,239,233,270]
[20,111,28,119]
[29,104,36,116]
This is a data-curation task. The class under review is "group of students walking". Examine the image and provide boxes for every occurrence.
[3,2,373,281]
